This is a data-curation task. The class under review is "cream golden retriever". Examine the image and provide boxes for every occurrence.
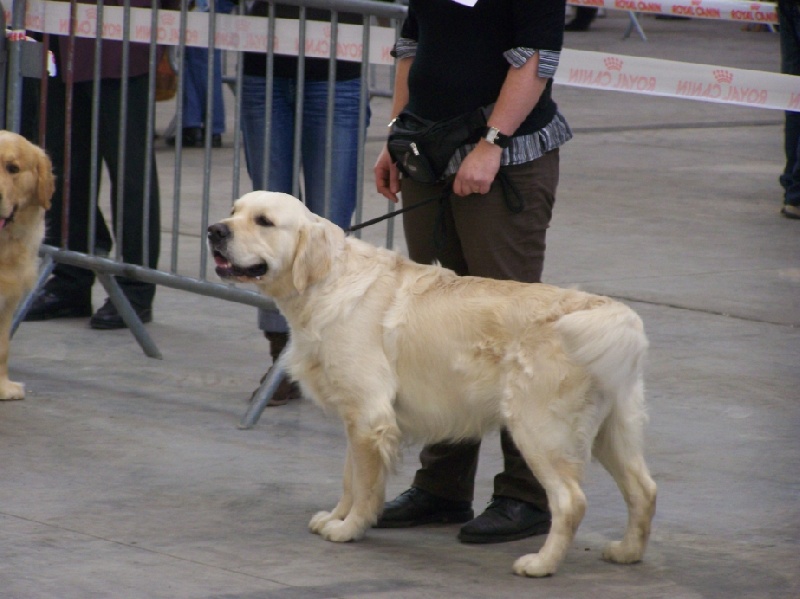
[0,131,54,401]
[208,191,657,577]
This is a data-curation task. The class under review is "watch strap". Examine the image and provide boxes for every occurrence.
[482,126,511,149]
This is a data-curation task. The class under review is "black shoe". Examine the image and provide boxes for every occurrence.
[89,298,152,330]
[167,127,204,148]
[23,289,92,321]
[781,204,800,219]
[457,496,551,544]
[375,487,473,528]
[565,18,592,31]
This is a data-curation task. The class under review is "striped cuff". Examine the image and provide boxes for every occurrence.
[504,47,561,79]
[391,37,418,60]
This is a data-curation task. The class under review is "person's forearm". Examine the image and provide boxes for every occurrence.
[485,54,548,137]
[390,57,412,120]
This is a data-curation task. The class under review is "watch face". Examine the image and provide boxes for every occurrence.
[484,127,508,148]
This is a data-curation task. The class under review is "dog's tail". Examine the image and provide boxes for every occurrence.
[554,300,648,414]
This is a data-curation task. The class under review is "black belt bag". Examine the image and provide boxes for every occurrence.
[387,108,488,184]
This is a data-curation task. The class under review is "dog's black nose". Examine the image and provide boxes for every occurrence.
[207,223,230,244]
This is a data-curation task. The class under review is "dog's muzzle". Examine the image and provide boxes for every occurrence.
[207,222,268,279]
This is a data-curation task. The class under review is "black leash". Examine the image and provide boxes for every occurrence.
[346,182,453,234]
[346,173,522,237]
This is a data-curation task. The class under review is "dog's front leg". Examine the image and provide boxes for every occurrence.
[0,312,24,401]
[309,443,355,535]
[317,424,392,543]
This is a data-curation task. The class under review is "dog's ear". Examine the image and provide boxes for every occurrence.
[291,221,342,293]
[36,148,55,210]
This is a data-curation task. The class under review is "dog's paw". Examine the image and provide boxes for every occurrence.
[602,540,643,564]
[512,553,556,578]
[320,519,365,543]
[309,510,336,534]
[0,380,25,401]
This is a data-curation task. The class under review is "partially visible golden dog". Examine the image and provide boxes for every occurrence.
[0,131,54,400]
[208,191,657,577]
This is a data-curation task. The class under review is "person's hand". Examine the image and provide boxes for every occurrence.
[375,146,401,203]
[452,142,502,197]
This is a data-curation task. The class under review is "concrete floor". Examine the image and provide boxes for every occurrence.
[1,13,798,599]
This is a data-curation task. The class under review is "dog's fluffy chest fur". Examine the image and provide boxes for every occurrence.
[0,207,45,300]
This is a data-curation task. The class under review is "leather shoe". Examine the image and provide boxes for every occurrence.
[375,487,473,528]
[247,367,302,407]
[167,127,204,148]
[90,298,152,330]
[457,496,551,544]
[564,19,592,31]
[24,289,92,321]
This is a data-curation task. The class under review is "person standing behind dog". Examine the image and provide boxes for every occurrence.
[239,2,376,404]
[779,0,800,219]
[25,0,178,329]
[373,0,572,544]
[167,0,234,149]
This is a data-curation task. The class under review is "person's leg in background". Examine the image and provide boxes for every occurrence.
[565,7,597,32]
[26,77,97,320]
[208,0,234,140]
[210,47,226,139]
[240,75,300,404]
[173,45,224,148]
[378,153,558,544]
[179,46,208,147]
[779,0,800,219]
[372,176,478,528]
[240,74,268,189]
[89,74,161,329]
[448,154,558,542]
[300,77,368,229]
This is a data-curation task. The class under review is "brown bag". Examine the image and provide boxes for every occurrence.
[155,51,177,102]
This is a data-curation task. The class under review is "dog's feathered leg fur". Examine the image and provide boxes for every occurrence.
[310,403,401,542]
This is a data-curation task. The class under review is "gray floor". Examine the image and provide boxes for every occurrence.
[2,13,798,599]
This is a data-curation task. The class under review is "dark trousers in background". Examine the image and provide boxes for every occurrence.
[399,149,560,510]
[43,73,161,307]
[779,0,800,208]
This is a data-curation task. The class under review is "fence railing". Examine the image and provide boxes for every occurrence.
[6,0,407,360]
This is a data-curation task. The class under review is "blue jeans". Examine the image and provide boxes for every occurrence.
[779,0,800,207]
[241,75,370,332]
[181,0,233,134]
[182,46,225,134]
[240,75,368,228]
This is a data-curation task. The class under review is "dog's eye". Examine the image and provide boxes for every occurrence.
[6,163,19,174]
[255,214,274,227]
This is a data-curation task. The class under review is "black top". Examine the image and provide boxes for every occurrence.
[400,0,565,134]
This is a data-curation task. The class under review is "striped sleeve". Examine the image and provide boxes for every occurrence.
[391,37,418,60]
[503,47,561,79]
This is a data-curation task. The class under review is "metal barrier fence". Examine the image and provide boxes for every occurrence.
[5,0,408,366]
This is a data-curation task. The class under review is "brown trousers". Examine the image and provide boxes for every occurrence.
[400,149,560,510]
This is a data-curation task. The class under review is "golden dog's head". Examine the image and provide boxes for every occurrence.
[0,130,54,232]
[208,191,345,297]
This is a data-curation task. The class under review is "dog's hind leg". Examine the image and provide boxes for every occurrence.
[593,380,657,564]
[507,421,588,577]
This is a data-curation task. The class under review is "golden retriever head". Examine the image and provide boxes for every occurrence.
[0,130,54,232]
[208,191,345,297]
